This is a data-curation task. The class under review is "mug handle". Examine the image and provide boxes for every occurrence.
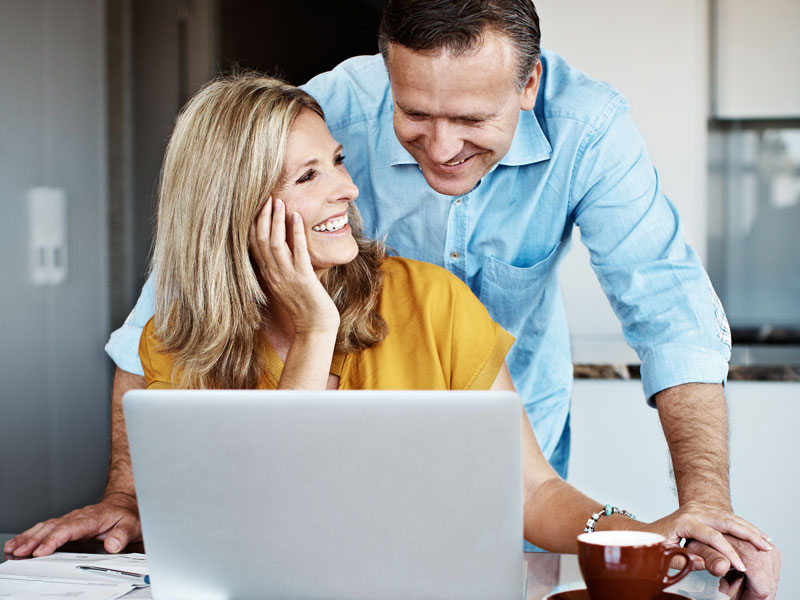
[661,546,694,588]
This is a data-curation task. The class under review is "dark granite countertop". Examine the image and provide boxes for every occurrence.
[573,344,800,381]
[573,363,800,381]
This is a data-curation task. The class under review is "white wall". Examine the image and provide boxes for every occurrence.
[535,0,710,352]
[569,380,798,598]
[714,0,800,118]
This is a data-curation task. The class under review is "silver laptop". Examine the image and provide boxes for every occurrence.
[124,390,524,600]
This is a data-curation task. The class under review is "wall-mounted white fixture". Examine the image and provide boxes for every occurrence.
[28,187,68,286]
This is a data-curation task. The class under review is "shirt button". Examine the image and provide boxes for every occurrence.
[450,251,460,259]
[454,198,462,205]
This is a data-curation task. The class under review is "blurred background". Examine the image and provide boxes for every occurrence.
[1,0,797,594]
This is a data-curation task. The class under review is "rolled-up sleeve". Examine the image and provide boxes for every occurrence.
[570,96,731,405]
[104,274,156,376]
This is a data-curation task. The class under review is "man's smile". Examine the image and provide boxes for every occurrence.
[433,153,476,174]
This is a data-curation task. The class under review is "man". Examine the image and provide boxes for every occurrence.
[6,0,779,596]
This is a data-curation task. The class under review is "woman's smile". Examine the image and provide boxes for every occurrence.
[311,212,349,232]
[273,110,360,273]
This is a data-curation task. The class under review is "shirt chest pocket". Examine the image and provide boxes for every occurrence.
[477,242,561,335]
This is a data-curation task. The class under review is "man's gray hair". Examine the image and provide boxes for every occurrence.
[378,0,541,89]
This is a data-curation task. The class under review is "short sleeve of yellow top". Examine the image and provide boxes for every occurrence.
[139,257,515,390]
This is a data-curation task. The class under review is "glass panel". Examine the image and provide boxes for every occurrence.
[709,126,800,329]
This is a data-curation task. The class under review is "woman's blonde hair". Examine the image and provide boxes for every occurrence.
[151,74,387,389]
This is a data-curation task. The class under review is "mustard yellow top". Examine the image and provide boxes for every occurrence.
[140,257,515,390]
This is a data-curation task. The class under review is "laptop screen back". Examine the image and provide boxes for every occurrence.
[124,389,523,600]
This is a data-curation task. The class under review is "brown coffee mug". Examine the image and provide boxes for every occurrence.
[577,530,693,600]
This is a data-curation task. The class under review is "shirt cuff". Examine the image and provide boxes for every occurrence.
[104,323,145,376]
[104,274,155,376]
[640,343,730,407]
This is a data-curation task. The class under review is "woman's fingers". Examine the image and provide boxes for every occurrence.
[249,221,263,271]
[290,212,313,273]
[252,198,314,280]
[251,197,274,275]
[252,197,297,279]
[650,501,777,578]
[681,521,746,572]
[679,502,772,552]
[714,513,772,552]
[269,198,292,271]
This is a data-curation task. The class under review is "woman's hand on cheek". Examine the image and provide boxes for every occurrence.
[249,197,340,334]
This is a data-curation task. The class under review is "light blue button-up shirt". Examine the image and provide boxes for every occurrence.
[106,50,730,474]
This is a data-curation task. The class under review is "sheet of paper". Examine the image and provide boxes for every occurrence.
[116,585,153,600]
[0,552,148,584]
[0,574,134,599]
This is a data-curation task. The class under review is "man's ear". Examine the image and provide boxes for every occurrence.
[519,61,542,111]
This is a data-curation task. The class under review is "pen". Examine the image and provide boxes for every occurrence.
[76,565,150,585]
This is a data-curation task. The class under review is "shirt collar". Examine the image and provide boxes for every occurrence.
[387,106,552,168]
[389,126,417,166]
[498,107,552,166]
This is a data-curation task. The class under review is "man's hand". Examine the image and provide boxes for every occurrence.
[656,383,780,599]
[3,492,141,557]
[688,535,781,600]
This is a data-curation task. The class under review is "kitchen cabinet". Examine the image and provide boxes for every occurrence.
[714,0,800,118]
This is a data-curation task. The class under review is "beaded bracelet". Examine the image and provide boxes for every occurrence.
[583,504,637,533]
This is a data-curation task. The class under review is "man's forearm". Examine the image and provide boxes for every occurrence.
[103,368,146,499]
[656,382,731,510]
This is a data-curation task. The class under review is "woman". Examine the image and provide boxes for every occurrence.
[141,73,770,560]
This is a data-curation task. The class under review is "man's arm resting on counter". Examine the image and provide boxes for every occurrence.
[656,381,734,571]
[3,368,145,557]
[656,382,781,599]
[656,382,731,510]
[105,368,142,500]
